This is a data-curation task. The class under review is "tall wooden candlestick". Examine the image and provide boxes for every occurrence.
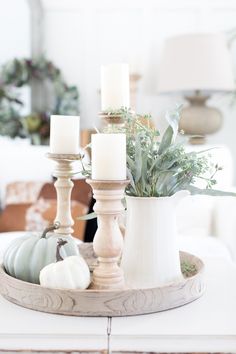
[47,153,81,236]
[86,179,129,290]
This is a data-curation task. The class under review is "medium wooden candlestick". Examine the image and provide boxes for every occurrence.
[47,153,81,236]
[86,179,129,290]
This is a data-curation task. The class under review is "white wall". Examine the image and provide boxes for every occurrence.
[0,0,30,113]
[2,0,236,181]
[41,1,236,120]
[0,0,30,64]
[42,0,236,183]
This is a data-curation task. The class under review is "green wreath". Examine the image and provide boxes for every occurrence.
[0,57,79,144]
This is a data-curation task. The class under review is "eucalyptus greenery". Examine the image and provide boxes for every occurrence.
[102,106,235,198]
[181,261,197,278]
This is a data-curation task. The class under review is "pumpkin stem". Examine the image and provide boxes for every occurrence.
[41,222,60,238]
[56,238,68,262]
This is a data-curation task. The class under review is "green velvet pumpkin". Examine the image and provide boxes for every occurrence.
[3,223,79,284]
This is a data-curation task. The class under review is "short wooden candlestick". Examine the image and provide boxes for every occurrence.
[47,153,81,236]
[86,179,129,290]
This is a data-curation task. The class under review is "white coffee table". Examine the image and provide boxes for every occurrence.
[111,257,236,353]
[0,232,236,352]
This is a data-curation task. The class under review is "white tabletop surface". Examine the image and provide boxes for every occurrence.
[0,296,108,351]
[0,232,107,351]
[111,257,236,353]
[0,232,236,352]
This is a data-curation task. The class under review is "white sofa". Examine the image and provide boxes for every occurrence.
[177,194,236,261]
[176,143,236,261]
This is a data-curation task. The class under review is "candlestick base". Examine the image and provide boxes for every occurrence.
[86,179,129,290]
[47,153,82,236]
[90,257,125,290]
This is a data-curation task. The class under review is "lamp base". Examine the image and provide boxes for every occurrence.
[189,135,206,145]
[179,95,222,144]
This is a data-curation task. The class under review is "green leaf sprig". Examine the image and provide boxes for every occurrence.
[103,106,235,198]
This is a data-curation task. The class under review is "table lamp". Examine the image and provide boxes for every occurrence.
[158,33,235,144]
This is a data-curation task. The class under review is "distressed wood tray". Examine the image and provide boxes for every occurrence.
[0,244,205,317]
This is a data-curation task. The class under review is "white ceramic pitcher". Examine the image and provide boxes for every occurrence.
[121,190,189,289]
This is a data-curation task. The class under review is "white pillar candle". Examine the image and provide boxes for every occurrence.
[50,115,80,154]
[101,63,130,111]
[92,134,126,180]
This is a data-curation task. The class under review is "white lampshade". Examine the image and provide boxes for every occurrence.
[158,33,235,93]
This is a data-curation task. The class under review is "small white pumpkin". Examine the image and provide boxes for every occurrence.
[3,223,79,284]
[39,239,91,290]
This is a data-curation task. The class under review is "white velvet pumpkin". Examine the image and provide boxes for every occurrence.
[39,255,91,290]
[3,224,79,284]
[39,238,90,289]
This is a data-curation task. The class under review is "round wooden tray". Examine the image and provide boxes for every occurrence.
[0,244,205,317]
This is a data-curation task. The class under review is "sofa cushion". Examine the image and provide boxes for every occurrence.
[0,203,32,232]
[26,198,88,240]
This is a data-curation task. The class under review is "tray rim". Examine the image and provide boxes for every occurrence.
[0,251,206,317]
[0,250,204,293]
